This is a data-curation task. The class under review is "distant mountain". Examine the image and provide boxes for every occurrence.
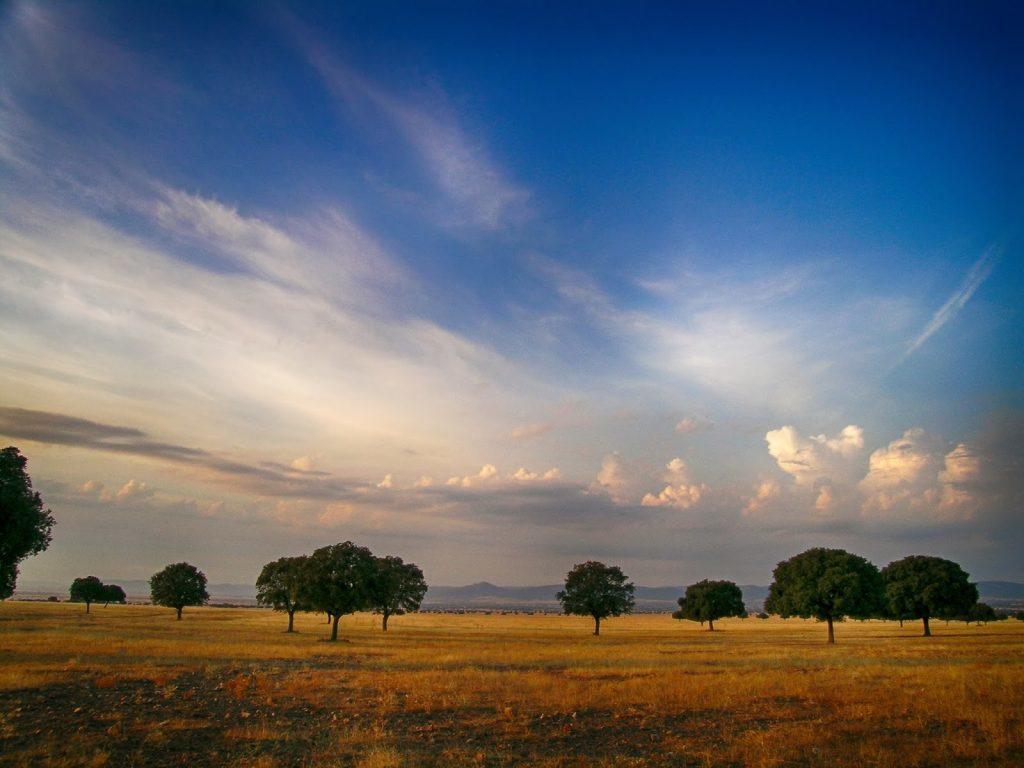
[977,581,1024,600]
[423,583,773,612]
[15,579,256,602]
[16,579,1020,611]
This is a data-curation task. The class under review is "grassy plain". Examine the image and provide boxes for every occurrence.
[0,602,1021,767]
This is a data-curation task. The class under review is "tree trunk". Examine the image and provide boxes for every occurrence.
[287,609,295,633]
[330,613,341,641]
[898,618,903,627]
[593,615,601,636]
[826,616,835,644]
[85,601,91,614]
[708,619,714,631]
[326,612,332,624]
[922,613,931,637]
[382,611,390,632]
[176,606,183,621]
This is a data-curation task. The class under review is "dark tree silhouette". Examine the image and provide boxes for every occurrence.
[102,584,126,606]
[0,447,55,599]
[765,548,883,644]
[69,576,106,613]
[150,562,209,620]
[965,602,998,625]
[367,555,427,631]
[256,555,310,632]
[304,542,376,641]
[881,555,978,637]
[673,579,747,631]
[557,561,635,636]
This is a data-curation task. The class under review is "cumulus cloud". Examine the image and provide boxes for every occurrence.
[413,475,433,488]
[590,453,636,504]
[510,466,562,482]
[115,479,153,501]
[743,478,782,516]
[858,429,979,522]
[675,416,714,435]
[641,457,708,509]
[377,473,394,489]
[290,456,316,472]
[765,424,864,487]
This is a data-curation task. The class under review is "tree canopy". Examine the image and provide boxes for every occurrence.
[304,542,377,641]
[674,579,747,630]
[150,562,209,620]
[0,447,55,599]
[367,555,427,631]
[69,576,106,612]
[881,555,978,636]
[102,584,127,605]
[557,561,635,635]
[764,547,883,643]
[256,555,310,632]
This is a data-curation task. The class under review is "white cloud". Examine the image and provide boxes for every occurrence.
[413,475,433,488]
[640,457,708,509]
[675,416,713,435]
[290,456,316,472]
[590,453,635,504]
[743,478,782,516]
[291,21,528,231]
[510,422,554,441]
[858,429,979,522]
[903,248,1000,359]
[115,479,153,501]
[765,424,864,487]
[376,473,394,489]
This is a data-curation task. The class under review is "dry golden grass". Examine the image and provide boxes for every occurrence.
[0,602,1021,766]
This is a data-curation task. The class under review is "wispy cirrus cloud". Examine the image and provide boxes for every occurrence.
[903,247,1001,359]
[282,12,529,232]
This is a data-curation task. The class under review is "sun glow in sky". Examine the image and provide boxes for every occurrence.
[1,1,1021,587]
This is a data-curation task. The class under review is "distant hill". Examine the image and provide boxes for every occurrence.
[423,583,772,612]
[976,581,1024,599]
[15,579,1021,612]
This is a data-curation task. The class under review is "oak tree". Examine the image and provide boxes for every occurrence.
[765,548,883,644]
[881,555,978,636]
[557,561,635,636]
[674,579,747,631]
[150,562,209,620]
[69,576,106,613]
[367,555,427,631]
[0,447,55,599]
[256,555,310,632]
[304,542,376,641]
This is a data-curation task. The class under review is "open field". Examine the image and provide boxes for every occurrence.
[1,603,1021,767]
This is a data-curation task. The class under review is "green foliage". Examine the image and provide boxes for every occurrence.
[150,562,209,618]
[256,556,310,630]
[765,548,883,642]
[675,579,747,630]
[965,602,998,624]
[304,542,377,640]
[102,584,127,604]
[881,555,977,635]
[367,555,427,630]
[0,447,55,599]
[557,561,635,634]
[69,576,106,610]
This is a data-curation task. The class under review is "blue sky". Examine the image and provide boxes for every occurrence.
[1,1,1021,587]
